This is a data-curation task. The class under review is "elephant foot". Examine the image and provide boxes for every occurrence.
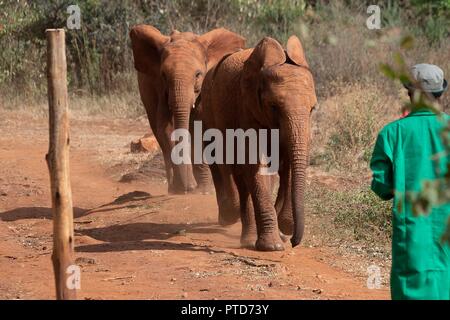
[278,214,293,235]
[195,183,212,195]
[218,199,240,226]
[240,230,257,248]
[255,232,285,251]
[279,231,290,243]
[219,214,240,226]
[168,182,197,195]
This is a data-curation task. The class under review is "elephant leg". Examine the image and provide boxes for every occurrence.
[193,163,212,194]
[235,173,257,248]
[209,162,238,224]
[157,107,196,194]
[245,166,284,251]
[172,165,196,194]
[158,131,176,193]
[191,131,211,194]
[216,163,240,226]
[138,76,176,193]
[209,163,225,211]
[190,120,212,194]
[153,107,177,193]
[141,99,175,193]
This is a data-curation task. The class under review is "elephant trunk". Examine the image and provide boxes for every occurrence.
[169,80,191,130]
[285,116,310,247]
[168,78,196,193]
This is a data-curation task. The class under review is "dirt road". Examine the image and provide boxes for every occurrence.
[0,112,389,300]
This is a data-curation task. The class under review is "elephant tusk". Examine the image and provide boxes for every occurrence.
[192,103,196,109]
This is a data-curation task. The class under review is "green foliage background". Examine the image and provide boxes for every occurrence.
[0,0,449,96]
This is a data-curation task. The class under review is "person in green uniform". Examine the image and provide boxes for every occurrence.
[370,63,449,300]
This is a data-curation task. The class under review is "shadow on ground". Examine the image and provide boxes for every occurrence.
[75,190,240,253]
[78,222,230,243]
[0,207,88,221]
[76,240,230,254]
[0,191,153,222]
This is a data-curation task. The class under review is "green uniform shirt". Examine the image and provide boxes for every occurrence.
[370,109,450,300]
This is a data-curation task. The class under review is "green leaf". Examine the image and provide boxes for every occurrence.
[379,64,397,80]
[400,35,414,50]
[393,52,406,67]
[399,73,412,85]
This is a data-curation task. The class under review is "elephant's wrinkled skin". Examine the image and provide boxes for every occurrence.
[130,25,245,194]
[200,36,317,251]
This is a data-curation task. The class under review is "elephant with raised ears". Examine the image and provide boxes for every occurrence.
[200,36,317,251]
[130,25,246,194]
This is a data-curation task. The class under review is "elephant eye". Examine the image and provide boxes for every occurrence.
[195,71,203,79]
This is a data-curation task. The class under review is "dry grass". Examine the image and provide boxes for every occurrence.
[303,179,392,282]
[0,89,145,120]
[311,83,401,174]
[69,91,144,118]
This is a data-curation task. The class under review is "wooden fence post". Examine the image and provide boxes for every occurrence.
[45,29,77,300]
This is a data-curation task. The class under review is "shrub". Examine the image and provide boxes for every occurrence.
[333,188,392,243]
[0,0,448,109]
[410,0,450,45]
[307,183,392,246]
[310,83,400,172]
[254,0,306,42]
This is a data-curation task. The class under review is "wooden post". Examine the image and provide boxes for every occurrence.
[46,29,77,300]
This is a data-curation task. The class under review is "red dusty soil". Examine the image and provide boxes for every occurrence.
[0,112,389,300]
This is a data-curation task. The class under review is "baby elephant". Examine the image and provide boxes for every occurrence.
[200,36,317,251]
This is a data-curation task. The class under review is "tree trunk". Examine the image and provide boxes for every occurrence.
[46,29,77,300]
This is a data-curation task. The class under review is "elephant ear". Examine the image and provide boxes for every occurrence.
[286,35,309,67]
[243,37,286,78]
[197,28,246,70]
[241,37,286,122]
[242,37,286,89]
[129,25,170,76]
[287,35,317,108]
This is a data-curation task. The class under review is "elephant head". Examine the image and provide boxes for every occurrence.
[130,25,245,192]
[241,36,317,247]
